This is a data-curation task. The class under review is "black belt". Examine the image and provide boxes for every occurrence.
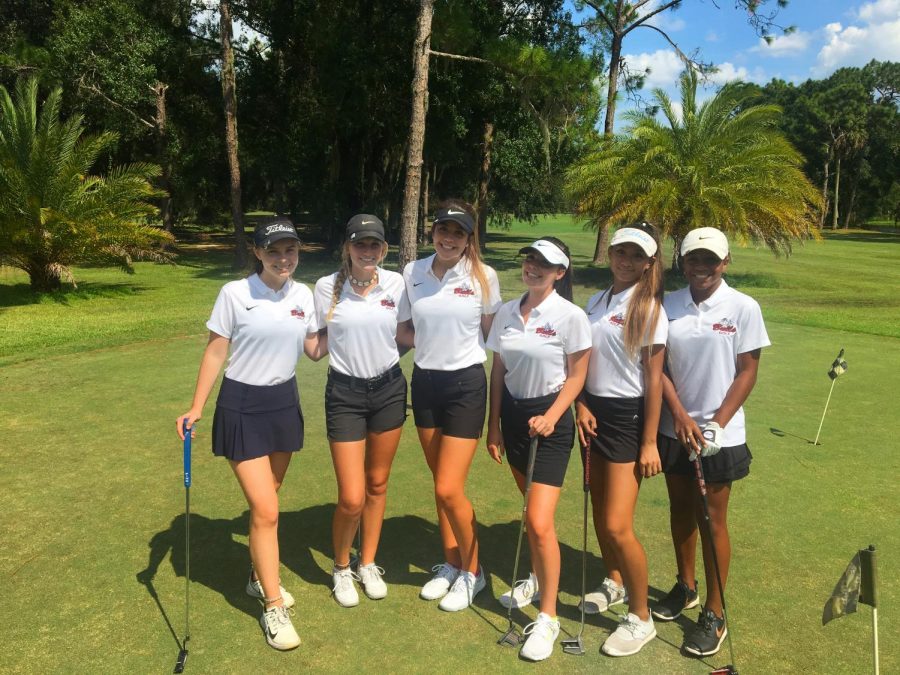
[328,364,403,392]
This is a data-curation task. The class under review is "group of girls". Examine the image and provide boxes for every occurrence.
[177,204,768,663]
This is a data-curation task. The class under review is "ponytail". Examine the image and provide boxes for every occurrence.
[622,224,664,358]
[539,235,574,302]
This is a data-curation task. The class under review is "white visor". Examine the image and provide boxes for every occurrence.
[520,239,569,269]
[609,227,658,257]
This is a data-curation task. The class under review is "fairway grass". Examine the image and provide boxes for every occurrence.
[1,219,897,673]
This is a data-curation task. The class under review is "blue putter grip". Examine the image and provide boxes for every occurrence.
[182,420,192,488]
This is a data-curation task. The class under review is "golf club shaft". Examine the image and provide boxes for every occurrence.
[692,457,737,669]
[505,437,540,626]
[578,441,590,633]
[813,379,836,445]
[182,421,192,656]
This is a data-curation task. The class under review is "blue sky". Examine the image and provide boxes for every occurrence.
[569,0,900,122]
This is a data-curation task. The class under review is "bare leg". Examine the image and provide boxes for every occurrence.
[329,440,366,567]
[429,432,480,574]
[588,454,623,587]
[418,427,461,568]
[665,473,700,588]
[697,482,732,617]
[359,427,402,565]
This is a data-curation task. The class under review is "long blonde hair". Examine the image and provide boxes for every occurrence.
[621,224,664,358]
[435,199,495,307]
[325,239,388,322]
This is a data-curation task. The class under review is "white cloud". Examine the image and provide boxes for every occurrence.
[751,30,812,57]
[705,31,721,43]
[707,62,768,85]
[814,1,900,74]
[623,49,685,89]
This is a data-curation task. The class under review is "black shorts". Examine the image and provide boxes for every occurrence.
[584,393,644,463]
[212,377,304,461]
[658,434,752,484]
[410,364,487,439]
[324,364,407,442]
[501,388,574,488]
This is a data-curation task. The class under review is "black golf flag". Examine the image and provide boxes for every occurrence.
[822,545,878,625]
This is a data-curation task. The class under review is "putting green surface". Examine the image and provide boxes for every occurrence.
[1,221,897,673]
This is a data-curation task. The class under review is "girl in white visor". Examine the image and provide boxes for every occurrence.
[402,200,501,612]
[314,215,410,608]
[653,226,770,659]
[177,218,324,651]
[575,222,667,657]
[486,236,591,661]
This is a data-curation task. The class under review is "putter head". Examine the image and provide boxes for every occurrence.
[561,636,585,655]
[497,627,522,647]
[173,647,188,673]
[709,667,738,675]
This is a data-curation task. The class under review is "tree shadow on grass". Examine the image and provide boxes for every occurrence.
[0,281,148,308]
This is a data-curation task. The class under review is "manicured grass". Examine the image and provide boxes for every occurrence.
[1,218,897,673]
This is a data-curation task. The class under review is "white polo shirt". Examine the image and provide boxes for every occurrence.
[207,274,318,386]
[584,285,668,398]
[486,291,592,399]
[404,254,502,371]
[314,268,411,379]
[659,280,770,446]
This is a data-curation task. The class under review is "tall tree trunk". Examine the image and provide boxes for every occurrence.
[831,155,841,230]
[843,179,858,229]
[398,0,434,271]
[476,121,495,251]
[419,160,430,244]
[152,82,174,236]
[592,2,625,264]
[219,0,247,269]
[819,156,830,229]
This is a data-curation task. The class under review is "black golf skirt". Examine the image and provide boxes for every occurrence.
[658,433,752,484]
[212,376,304,461]
[584,393,644,463]
[500,388,574,488]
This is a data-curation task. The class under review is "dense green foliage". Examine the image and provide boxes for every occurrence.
[566,69,822,255]
[0,77,171,291]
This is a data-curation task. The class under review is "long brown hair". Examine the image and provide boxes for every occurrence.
[435,199,496,306]
[620,223,664,358]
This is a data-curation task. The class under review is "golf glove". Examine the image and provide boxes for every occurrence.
[689,422,723,461]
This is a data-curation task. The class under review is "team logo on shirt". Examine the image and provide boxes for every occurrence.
[535,323,557,338]
[608,312,625,328]
[453,283,475,297]
[380,296,396,309]
[291,306,306,320]
[712,318,737,335]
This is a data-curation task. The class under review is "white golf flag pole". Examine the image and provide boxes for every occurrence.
[814,348,846,445]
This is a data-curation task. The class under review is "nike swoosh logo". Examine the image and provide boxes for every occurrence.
[362,220,374,225]
[504,324,512,329]
[412,282,424,287]
[246,305,259,311]
[698,236,713,240]
[447,209,464,215]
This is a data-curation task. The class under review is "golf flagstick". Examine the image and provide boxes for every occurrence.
[498,436,540,647]
[814,348,847,445]
[562,439,590,655]
[174,421,192,674]
[691,455,738,675]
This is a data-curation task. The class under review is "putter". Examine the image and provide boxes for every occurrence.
[497,436,540,647]
[691,456,738,675]
[561,440,590,656]
[174,421,192,674]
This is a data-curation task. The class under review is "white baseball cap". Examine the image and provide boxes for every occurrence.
[519,239,569,269]
[680,227,729,259]
[610,226,658,257]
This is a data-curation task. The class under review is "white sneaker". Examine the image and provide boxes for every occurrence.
[358,563,388,600]
[520,612,560,661]
[439,568,486,612]
[332,566,360,608]
[420,562,460,601]
[259,605,301,651]
[580,577,627,615]
[246,573,296,609]
[601,612,657,656]
[499,571,540,609]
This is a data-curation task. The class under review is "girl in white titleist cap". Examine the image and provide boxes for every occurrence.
[313,214,410,608]
[575,222,667,657]
[486,236,591,662]
[652,226,770,659]
[177,218,325,651]
[401,200,501,612]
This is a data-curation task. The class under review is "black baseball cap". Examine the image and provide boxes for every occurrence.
[433,206,475,234]
[346,214,386,242]
[253,218,300,248]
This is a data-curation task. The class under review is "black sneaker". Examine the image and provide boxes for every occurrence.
[652,576,699,621]
[683,607,727,657]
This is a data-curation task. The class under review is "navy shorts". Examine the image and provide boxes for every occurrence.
[500,388,574,488]
[212,377,304,461]
[325,364,407,442]
[410,364,486,439]
[658,433,752,484]
[584,393,644,463]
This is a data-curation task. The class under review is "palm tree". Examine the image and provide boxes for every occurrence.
[566,68,822,261]
[0,77,172,292]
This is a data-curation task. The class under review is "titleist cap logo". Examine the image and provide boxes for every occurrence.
[265,223,294,236]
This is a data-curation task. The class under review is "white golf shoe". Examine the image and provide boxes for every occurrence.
[601,612,657,656]
[520,612,560,661]
[358,563,388,600]
[580,577,627,614]
[420,562,460,601]
[439,567,486,611]
[332,566,360,607]
[259,605,301,651]
[246,571,295,609]
[498,571,540,609]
